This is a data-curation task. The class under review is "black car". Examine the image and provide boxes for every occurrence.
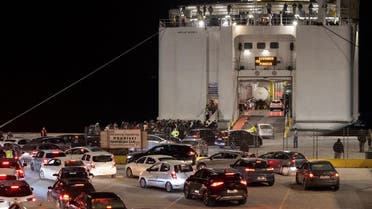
[47,178,96,209]
[126,144,197,165]
[295,160,340,190]
[55,166,92,182]
[183,168,248,206]
[67,191,127,209]
[230,157,275,186]
[185,128,218,146]
[225,129,263,148]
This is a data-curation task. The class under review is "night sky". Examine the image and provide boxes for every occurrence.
[1,1,370,133]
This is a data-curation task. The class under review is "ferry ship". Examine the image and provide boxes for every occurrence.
[157,0,360,134]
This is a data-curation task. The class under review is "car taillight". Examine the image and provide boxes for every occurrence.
[266,167,274,172]
[210,181,224,187]
[10,185,19,189]
[17,169,24,177]
[240,180,247,186]
[187,151,196,156]
[245,168,255,172]
[112,162,116,167]
[60,194,70,201]
[290,159,295,164]
[171,171,177,179]
[1,161,9,165]
[43,159,48,164]
[308,172,314,178]
[27,197,36,201]
[91,162,96,168]
[332,172,339,178]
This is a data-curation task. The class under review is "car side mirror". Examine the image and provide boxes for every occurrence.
[23,162,27,167]
[146,168,151,172]
[52,173,58,176]
[89,173,94,176]
[47,186,52,190]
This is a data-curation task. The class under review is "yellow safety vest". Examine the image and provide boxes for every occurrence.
[5,150,13,158]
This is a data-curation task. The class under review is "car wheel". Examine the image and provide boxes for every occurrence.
[332,184,340,191]
[39,170,45,180]
[238,198,247,205]
[165,182,173,192]
[197,163,206,170]
[139,178,147,188]
[183,185,191,199]
[126,168,133,178]
[268,180,275,186]
[203,191,215,206]
[111,174,116,178]
[295,173,301,184]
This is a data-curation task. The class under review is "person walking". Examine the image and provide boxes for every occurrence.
[41,127,47,137]
[333,138,344,159]
[293,128,298,148]
[357,135,367,152]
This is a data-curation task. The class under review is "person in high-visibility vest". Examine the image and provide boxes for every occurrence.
[171,128,180,138]
[5,149,13,158]
[248,124,257,134]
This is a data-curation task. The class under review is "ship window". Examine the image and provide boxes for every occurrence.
[244,42,252,49]
[270,42,279,49]
[257,42,266,49]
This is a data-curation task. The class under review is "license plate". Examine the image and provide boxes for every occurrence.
[257,176,266,181]
[227,189,238,193]
[320,175,330,179]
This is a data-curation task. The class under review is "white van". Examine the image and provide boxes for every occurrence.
[81,151,117,178]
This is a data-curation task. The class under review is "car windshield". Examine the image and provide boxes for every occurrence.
[91,197,126,209]
[174,164,193,173]
[260,125,272,129]
[311,163,334,171]
[182,141,198,146]
[93,155,113,162]
[65,160,85,166]
[0,185,33,197]
[45,152,66,158]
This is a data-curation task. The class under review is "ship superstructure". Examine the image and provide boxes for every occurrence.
[158,0,359,133]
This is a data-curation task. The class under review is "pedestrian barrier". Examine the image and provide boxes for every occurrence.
[308,158,372,168]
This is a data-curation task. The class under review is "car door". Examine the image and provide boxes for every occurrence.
[296,162,309,184]
[131,156,146,176]
[48,180,64,202]
[144,163,161,187]
[43,158,63,180]
[189,169,208,198]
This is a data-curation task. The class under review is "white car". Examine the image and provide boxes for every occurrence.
[125,154,176,178]
[0,180,35,209]
[39,157,87,181]
[8,200,59,209]
[257,123,274,139]
[269,99,284,111]
[138,160,194,192]
[64,146,106,160]
[81,151,117,178]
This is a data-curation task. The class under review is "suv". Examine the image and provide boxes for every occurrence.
[185,128,218,146]
[81,151,117,178]
[47,179,96,209]
[183,168,248,206]
[30,150,66,171]
[126,144,197,165]
[258,151,307,175]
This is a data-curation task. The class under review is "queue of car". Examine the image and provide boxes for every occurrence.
[0,132,342,208]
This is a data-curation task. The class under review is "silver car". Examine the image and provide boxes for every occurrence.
[138,160,194,192]
[195,150,246,170]
[257,123,274,139]
[124,154,176,178]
